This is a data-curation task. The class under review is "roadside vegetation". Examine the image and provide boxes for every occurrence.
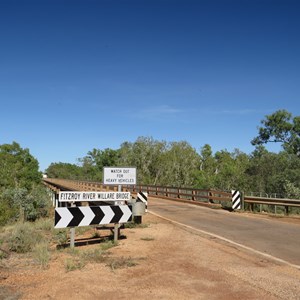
[45,110,300,199]
[0,217,143,272]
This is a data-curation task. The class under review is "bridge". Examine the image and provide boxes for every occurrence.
[44,178,300,268]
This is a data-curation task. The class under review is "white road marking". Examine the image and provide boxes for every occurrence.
[149,210,300,270]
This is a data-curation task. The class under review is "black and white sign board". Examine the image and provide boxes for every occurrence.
[59,191,131,202]
[231,190,241,210]
[103,167,136,185]
[55,205,132,228]
[137,192,148,212]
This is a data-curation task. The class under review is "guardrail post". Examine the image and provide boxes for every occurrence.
[208,190,213,203]
[192,190,196,201]
[285,206,289,216]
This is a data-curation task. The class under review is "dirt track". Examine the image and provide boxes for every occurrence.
[1,213,300,300]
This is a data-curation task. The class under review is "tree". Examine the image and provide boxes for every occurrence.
[0,142,41,190]
[194,144,217,189]
[245,146,300,196]
[160,141,200,187]
[0,142,50,225]
[78,148,120,181]
[46,162,82,180]
[252,110,300,156]
[212,149,249,191]
[118,137,167,185]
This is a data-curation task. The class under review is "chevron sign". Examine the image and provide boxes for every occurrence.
[137,192,148,212]
[55,205,132,228]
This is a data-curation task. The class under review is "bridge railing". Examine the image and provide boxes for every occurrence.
[43,178,300,215]
[124,184,232,206]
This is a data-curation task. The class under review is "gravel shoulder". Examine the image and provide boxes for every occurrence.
[1,213,300,300]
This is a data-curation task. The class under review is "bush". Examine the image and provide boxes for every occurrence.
[0,199,17,226]
[54,229,68,246]
[0,185,52,225]
[65,257,85,272]
[8,223,42,253]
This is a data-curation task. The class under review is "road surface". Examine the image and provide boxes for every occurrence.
[149,197,300,267]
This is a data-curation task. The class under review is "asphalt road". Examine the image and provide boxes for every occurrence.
[149,198,300,267]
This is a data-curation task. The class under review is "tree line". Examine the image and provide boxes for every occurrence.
[46,110,300,198]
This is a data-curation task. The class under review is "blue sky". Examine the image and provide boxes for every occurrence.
[1,0,299,171]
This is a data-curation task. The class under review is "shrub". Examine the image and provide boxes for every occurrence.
[54,229,68,246]
[80,248,105,263]
[8,223,41,253]
[107,256,137,271]
[65,257,85,272]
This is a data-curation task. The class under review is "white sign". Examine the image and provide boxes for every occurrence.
[59,191,131,202]
[103,167,137,185]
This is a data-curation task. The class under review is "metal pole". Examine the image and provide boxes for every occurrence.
[70,202,75,248]
[241,192,245,211]
[113,185,122,243]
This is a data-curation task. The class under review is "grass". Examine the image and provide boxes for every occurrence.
[100,239,117,251]
[65,257,85,272]
[80,248,106,263]
[33,242,50,268]
[62,239,118,272]
[107,256,138,271]
[34,218,53,232]
[124,222,149,229]
[54,229,68,246]
[0,247,9,259]
[0,216,145,273]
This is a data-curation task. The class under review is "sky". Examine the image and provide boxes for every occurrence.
[1,0,299,171]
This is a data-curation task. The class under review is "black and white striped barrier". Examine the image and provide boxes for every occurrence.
[137,192,148,212]
[231,190,241,210]
[54,205,132,228]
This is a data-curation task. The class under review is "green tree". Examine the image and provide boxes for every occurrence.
[78,148,120,181]
[0,142,51,225]
[195,144,217,189]
[0,142,41,190]
[245,146,300,196]
[160,141,200,187]
[212,149,249,191]
[252,110,300,156]
[45,162,82,180]
[119,137,167,185]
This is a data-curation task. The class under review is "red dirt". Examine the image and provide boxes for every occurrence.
[1,213,300,300]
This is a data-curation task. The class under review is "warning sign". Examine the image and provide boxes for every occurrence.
[103,167,136,185]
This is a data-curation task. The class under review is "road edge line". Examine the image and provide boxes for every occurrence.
[149,210,300,270]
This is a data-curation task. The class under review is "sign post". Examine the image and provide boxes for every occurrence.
[70,202,75,248]
[103,167,137,242]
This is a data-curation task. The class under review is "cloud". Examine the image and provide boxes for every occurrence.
[140,105,183,117]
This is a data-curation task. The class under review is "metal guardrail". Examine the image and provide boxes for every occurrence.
[43,178,300,215]
[243,195,300,215]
